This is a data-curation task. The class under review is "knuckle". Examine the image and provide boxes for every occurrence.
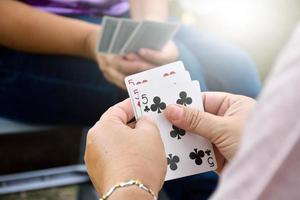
[83,153,88,164]
[86,121,103,143]
[84,129,96,163]
[86,126,97,143]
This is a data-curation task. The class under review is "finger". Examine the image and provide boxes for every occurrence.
[117,58,153,74]
[135,116,159,134]
[213,146,226,174]
[138,48,163,65]
[102,71,122,89]
[107,56,123,71]
[125,53,144,62]
[97,54,109,71]
[202,92,235,115]
[164,104,223,142]
[100,98,134,124]
[103,71,125,89]
[104,67,126,89]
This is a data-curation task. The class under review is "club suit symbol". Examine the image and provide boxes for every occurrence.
[144,106,150,112]
[176,91,192,106]
[170,125,186,140]
[189,149,205,165]
[205,149,211,156]
[150,96,166,113]
[167,154,180,171]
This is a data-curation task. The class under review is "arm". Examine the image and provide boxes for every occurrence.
[129,0,168,21]
[84,99,166,199]
[0,0,99,59]
[92,0,172,89]
[85,93,255,199]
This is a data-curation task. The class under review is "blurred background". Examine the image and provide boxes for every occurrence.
[171,0,300,80]
[1,0,299,199]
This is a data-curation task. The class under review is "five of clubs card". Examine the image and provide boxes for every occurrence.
[125,61,217,181]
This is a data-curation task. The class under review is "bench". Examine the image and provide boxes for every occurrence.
[0,118,94,198]
[0,118,170,200]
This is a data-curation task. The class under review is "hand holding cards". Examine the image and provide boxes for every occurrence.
[98,16,179,55]
[125,61,217,181]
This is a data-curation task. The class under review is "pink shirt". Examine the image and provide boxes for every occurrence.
[211,23,300,199]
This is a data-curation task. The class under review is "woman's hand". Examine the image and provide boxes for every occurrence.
[84,99,167,196]
[85,28,155,89]
[98,40,179,88]
[95,53,153,89]
[125,40,179,66]
[164,92,256,172]
[85,28,179,89]
[137,41,179,65]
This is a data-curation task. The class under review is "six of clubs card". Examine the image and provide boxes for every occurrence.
[125,61,217,181]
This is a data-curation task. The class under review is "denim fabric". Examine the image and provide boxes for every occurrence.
[174,25,261,98]
[0,49,128,125]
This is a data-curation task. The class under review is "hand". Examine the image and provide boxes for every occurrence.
[96,53,157,89]
[84,99,167,196]
[85,28,155,89]
[99,40,180,79]
[164,92,256,172]
[137,40,179,65]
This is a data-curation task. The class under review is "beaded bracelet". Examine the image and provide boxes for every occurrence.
[99,180,157,200]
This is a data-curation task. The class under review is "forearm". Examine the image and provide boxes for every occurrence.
[129,0,168,21]
[0,0,99,59]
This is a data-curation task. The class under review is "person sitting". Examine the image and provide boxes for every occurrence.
[0,0,260,125]
[0,1,261,199]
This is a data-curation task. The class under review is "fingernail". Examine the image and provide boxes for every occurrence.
[165,105,184,121]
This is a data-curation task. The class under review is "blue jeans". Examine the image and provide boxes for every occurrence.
[175,25,261,97]
[0,16,261,199]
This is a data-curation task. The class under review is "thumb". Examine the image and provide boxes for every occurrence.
[138,48,163,65]
[164,104,224,142]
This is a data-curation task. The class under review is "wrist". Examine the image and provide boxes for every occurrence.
[107,183,154,200]
[100,161,163,197]
[81,24,100,60]
[103,169,161,197]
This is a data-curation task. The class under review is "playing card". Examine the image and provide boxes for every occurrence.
[139,81,216,181]
[125,61,185,119]
[109,19,139,55]
[121,20,179,55]
[134,71,192,117]
[98,16,120,53]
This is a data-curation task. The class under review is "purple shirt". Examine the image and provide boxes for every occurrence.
[21,0,129,16]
